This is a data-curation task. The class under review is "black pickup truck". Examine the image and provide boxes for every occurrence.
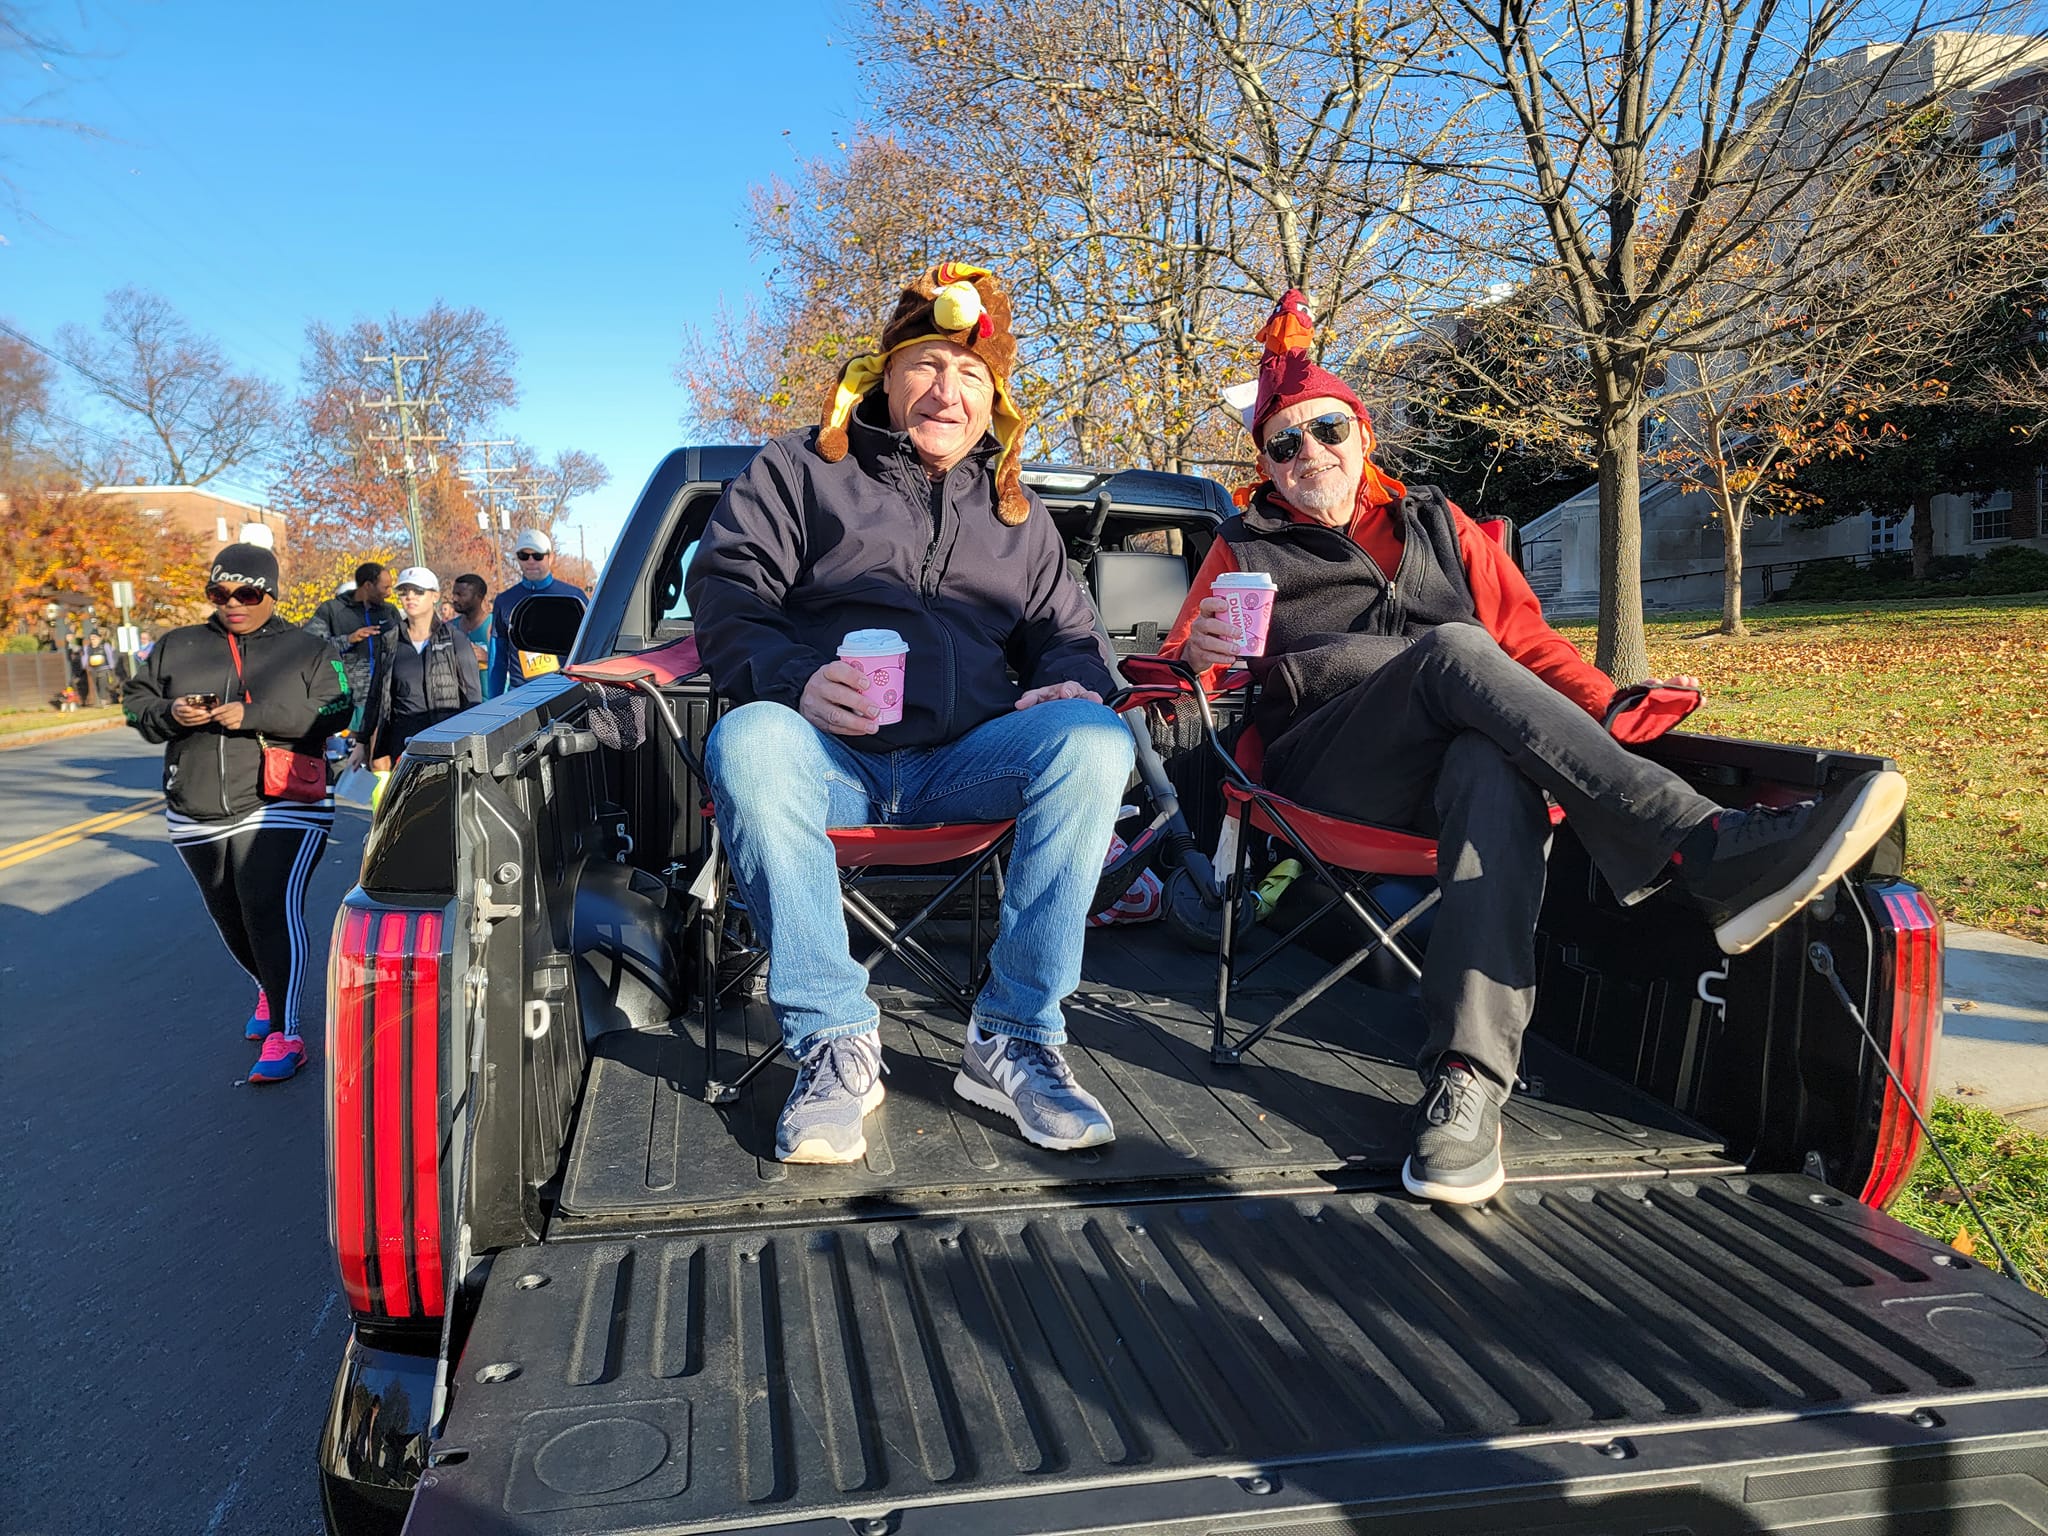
[317,445,2048,1536]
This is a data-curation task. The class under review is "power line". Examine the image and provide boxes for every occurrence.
[358,354,445,567]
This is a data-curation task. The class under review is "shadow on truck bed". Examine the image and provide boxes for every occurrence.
[560,927,1734,1228]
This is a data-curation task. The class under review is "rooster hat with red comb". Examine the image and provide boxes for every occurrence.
[1236,288,1403,507]
[816,261,1031,526]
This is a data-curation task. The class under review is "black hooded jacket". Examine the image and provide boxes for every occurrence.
[123,614,353,821]
[685,396,1113,751]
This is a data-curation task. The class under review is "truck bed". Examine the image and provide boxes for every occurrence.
[412,1170,2048,1534]
[558,927,1733,1228]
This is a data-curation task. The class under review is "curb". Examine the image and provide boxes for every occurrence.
[0,715,128,752]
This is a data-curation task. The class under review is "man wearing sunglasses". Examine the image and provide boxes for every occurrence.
[123,545,354,1083]
[1161,290,1904,1206]
[486,528,586,698]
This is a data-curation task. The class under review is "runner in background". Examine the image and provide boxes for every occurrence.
[122,544,352,1083]
[486,530,585,698]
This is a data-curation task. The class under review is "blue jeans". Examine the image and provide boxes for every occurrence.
[705,698,1135,1057]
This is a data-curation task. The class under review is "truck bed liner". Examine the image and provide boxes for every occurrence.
[560,930,1730,1225]
[411,1174,2048,1535]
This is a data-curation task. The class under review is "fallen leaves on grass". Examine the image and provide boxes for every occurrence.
[1560,598,2048,943]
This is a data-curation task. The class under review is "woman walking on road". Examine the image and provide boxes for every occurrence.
[123,545,352,1083]
[357,566,483,770]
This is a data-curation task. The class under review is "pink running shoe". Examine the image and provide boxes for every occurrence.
[248,1031,307,1083]
[244,991,272,1041]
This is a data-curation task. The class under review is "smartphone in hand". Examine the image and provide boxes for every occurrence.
[191,692,221,709]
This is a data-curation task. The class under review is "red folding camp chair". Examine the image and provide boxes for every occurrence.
[567,638,1016,1103]
[1121,653,1458,1064]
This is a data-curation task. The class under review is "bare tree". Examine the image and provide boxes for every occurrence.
[1,3,105,235]
[54,287,285,487]
[856,0,1475,477]
[1395,7,2048,679]
[511,443,610,527]
[677,132,963,442]
[0,322,50,476]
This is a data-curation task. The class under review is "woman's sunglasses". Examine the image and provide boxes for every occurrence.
[205,585,269,607]
[1262,411,1356,465]
[395,584,430,597]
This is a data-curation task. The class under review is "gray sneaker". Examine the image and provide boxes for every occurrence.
[954,1031,1114,1150]
[1401,1058,1505,1205]
[775,1033,885,1164]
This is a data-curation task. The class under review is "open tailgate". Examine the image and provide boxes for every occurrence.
[406,1173,2048,1535]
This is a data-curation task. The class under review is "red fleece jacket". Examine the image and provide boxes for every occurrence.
[1160,494,1617,719]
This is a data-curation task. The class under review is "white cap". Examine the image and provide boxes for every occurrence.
[334,579,355,598]
[394,566,440,592]
[513,528,552,556]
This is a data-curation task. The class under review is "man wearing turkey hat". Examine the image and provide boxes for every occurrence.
[1162,291,1906,1205]
[687,261,1133,1165]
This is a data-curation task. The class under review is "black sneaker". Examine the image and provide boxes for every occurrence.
[1401,1058,1505,1205]
[1676,769,1907,956]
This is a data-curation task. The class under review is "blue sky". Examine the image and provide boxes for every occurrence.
[6,0,866,565]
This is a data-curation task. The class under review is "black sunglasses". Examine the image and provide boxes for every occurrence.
[395,584,431,597]
[515,551,548,562]
[1262,411,1356,465]
[205,584,269,607]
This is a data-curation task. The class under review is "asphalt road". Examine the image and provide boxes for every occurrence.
[1,729,369,1536]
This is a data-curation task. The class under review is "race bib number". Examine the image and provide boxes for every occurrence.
[517,649,562,678]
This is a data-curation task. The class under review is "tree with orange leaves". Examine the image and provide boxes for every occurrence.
[0,480,208,630]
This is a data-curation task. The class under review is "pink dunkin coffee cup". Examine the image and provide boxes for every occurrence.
[838,628,909,725]
[1212,571,1277,656]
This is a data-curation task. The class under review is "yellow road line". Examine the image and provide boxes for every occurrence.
[0,795,163,860]
[0,801,163,872]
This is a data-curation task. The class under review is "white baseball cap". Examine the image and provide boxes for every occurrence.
[512,528,552,556]
[394,566,440,592]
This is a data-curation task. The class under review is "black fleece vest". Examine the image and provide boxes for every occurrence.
[1220,485,1480,740]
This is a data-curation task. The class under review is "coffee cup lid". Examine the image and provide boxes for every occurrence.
[838,628,908,656]
[1213,570,1277,587]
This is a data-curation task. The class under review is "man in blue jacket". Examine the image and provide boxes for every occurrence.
[486,529,586,698]
[686,261,1133,1165]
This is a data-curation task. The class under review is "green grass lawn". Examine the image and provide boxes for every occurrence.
[1557,596,2048,943]
[1889,1096,2048,1294]
[0,704,123,736]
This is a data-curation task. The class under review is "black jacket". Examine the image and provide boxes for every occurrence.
[360,618,484,759]
[1222,484,1480,745]
[123,615,354,821]
[686,399,1113,751]
[305,592,397,694]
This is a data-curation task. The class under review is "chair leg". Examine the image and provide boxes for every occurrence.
[1212,816,1249,1065]
[698,883,727,1102]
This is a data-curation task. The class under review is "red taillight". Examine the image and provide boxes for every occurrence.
[328,904,447,1319]
[1858,885,1943,1210]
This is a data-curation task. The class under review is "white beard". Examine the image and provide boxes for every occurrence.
[1287,471,1356,516]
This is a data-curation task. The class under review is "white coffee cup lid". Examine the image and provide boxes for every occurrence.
[839,628,908,656]
[1213,570,1277,587]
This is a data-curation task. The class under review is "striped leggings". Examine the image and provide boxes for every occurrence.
[172,813,332,1039]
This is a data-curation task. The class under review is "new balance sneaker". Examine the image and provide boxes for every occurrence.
[775,1032,886,1164]
[1402,1057,1506,1205]
[1676,769,1908,956]
[244,990,272,1041]
[954,1029,1115,1150]
[248,1032,308,1084]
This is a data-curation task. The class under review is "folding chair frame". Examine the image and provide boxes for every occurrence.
[1126,657,1441,1066]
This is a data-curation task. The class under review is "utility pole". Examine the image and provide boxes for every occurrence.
[358,353,446,567]
[459,439,517,573]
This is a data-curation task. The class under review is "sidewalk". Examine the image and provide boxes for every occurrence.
[0,714,127,752]
[1941,924,2048,1134]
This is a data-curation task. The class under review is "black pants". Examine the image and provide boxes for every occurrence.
[174,819,331,1038]
[1266,624,1720,1090]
